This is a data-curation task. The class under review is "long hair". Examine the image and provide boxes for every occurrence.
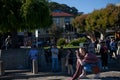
[79,47,88,59]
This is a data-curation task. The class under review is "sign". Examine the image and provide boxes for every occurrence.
[35,29,38,38]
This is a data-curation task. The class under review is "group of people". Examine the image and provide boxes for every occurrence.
[69,38,120,79]
[28,38,120,79]
[28,44,60,72]
[97,38,120,70]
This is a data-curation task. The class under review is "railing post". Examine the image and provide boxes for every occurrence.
[32,59,38,74]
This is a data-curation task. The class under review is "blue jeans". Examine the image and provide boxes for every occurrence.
[83,61,101,73]
[52,58,59,71]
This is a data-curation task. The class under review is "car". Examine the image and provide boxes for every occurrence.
[106,35,115,39]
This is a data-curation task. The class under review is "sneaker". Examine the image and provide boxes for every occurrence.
[79,74,86,79]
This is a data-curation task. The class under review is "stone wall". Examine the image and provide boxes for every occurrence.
[1,48,46,70]
[1,48,78,71]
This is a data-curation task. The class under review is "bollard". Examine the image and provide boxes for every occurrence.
[32,59,38,74]
[0,61,4,76]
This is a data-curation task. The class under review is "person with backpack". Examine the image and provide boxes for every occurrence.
[100,41,108,70]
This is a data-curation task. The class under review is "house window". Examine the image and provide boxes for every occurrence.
[53,18,60,24]
[64,17,70,23]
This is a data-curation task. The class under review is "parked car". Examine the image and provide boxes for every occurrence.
[106,35,115,39]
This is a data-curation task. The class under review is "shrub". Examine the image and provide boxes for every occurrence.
[68,37,87,46]
[57,38,66,46]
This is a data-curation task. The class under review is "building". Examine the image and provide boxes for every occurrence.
[18,11,76,46]
[51,10,74,28]
[37,11,76,43]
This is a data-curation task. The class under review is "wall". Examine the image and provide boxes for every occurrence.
[1,48,46,70]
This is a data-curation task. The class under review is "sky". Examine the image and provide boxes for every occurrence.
[50,0,120,14]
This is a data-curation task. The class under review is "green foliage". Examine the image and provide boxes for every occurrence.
[21,0,52,30]
[0,0,23,32]
[0,0,52,33]
[57,38,66,46]
[72,14,88,33]
[86,4,120,33]
[49,2,78,15]
[67,37,87,46]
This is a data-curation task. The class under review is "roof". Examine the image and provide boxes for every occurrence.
[51,12,74,17]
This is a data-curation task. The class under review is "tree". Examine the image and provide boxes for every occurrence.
[0,0,23,33]
[0,0,24,48]
[72,14,88,33]
[49,25,62,43]
[21,0,52,30]
[86,4,120,40]
[49,2,79,15]
[0,0,52,48]
[86,9,106,40]
[105,4,120,32]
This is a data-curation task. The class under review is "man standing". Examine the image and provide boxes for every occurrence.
[28,45,38,73]
[110,39,117,59]
[51,44,59,72]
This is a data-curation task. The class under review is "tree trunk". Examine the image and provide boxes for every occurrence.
[86,31,96,54]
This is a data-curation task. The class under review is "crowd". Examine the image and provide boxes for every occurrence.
[1,34,120,80]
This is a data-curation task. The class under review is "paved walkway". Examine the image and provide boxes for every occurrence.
[0,70,120,80]
[0,58,120,80]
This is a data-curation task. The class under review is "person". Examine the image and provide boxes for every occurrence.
[65,49,74,76]
[44,49,49,66]
[28,45,38,71]
[70,47,100,80]
[105,37,110,51]
[88,41,95,54]
[100,41,108,70]
[117,41,120,65]
[117,41,120,55]
[69,49,82,80]
[59,46,64,71]
[110,39,117,59]
[5,35,11,50]
[96,41,101,54]
[51,44,59,72]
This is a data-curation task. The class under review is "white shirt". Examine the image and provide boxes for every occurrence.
[97,43,101,53]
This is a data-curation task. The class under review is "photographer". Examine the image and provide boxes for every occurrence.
[70,47,100,80]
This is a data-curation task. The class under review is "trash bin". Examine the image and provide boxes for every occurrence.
[0,60,4,76]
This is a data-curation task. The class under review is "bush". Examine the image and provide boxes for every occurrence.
[57,38,66,46]
[68,37,87,46]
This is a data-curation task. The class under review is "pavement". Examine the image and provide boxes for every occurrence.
[0,59,120,80]
[0,70,120,80]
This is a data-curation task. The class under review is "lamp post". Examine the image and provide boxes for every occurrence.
[63,25,66,38]
[35,29,38,47]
